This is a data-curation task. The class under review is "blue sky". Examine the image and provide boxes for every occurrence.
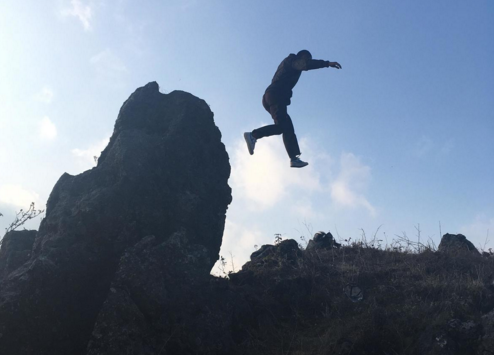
[0,0,493,272]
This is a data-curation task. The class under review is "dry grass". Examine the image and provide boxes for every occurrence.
[228,235,494,355]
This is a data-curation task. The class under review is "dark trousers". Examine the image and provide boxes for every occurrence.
[251,92,301,159]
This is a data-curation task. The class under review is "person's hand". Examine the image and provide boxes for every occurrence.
[328,61,342,69]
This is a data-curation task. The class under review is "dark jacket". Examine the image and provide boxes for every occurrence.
[265,54,329,105]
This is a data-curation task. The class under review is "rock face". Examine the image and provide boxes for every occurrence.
[438,233,479,254]
[0,230,36,281]
[306,231,341,250]
[0,82,232,355]
[86,234,238,354]
[237,239,302,274]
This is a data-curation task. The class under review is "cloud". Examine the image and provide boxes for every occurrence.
[39,116,57,140]
[440,139,455,155]
[181,0,198,11]
[330,153,376,216]
[230,137,288,209]
[71,137,110,169]
[413,135,454,158]
[90,49,127,73]
[90,49,127,82]
[291,198,325,221]
[34,86,54,104]
[414,135,433,157]
[213,219,263,275]
[459,214,494,250]
[230,134,322,209]
[230,135,375,219]
[61,0,92,31]
[0,184,40,209]
[218,138,377,274]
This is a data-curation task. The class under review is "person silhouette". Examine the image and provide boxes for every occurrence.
[244,50,341,168]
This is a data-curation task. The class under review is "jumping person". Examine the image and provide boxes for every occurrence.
[244,50,341,168]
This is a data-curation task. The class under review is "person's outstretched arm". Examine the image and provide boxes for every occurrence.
[293,58,342,71]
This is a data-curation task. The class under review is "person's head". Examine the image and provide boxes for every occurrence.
[297,50,312,60]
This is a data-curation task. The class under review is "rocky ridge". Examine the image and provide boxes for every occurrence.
[0,83,493,355]
[0,82,231,355]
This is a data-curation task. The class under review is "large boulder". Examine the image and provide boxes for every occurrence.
[0,82,232,355]
[438,233,479,254]
[0,230,36,281]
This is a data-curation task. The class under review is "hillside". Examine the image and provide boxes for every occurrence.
[227,235,494,354]
[0,83,492,355]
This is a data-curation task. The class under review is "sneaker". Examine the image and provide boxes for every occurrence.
[290,157,308,168]
[243,132,256,155]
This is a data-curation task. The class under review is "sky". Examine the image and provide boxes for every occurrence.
[0,0,493,273]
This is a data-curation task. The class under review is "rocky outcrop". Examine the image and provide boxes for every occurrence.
[0,82,231,355]
[86,234,238,354]
[438,233,479,254]
[0,230,36,281]
[306,230,341,250]
[242,239,302,270]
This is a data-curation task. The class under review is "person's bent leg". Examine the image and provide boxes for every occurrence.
[251,93,284,139]
[252,124,282,139]
[270,106,301,159]
[261,92,306,167]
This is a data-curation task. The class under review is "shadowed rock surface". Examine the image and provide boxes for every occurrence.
[0,230,36,281]
[306,230,341,250]
[438,233,479,254]
[0,82,231,355]
[86,234,240,355]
